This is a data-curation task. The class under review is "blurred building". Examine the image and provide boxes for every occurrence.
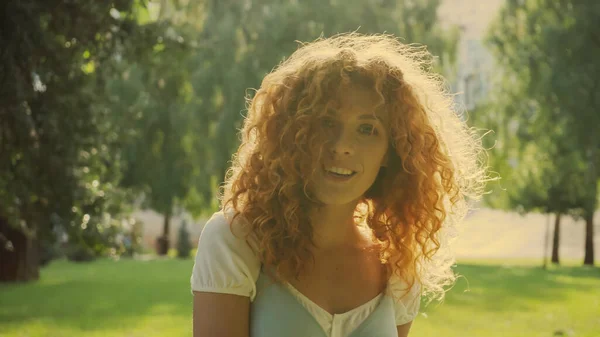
[133,209,207,251]
[456,38,494,110]
[438,0,505,111]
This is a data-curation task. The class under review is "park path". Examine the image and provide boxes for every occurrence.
[134,208,600,261]
[454,209,600,261]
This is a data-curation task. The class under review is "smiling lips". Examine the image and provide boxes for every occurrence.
[324,165,357,181]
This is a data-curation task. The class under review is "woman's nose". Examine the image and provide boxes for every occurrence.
[328,128,355,156]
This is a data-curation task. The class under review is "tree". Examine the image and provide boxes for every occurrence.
[485,0,599,265]
[505,135,587,265]
[0,0,145,281]
[106,2,212,255]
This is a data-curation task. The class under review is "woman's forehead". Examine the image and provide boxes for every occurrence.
[327,84,389,121]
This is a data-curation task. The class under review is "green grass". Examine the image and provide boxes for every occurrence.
[0,258,195,337]
[414,259,600,337]
[0,258,598,337]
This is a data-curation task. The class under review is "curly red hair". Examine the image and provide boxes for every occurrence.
[222,33,489,302]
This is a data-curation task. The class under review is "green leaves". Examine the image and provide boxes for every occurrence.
[483,0,600,217]
[0,0,143,260]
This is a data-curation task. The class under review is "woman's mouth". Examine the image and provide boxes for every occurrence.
[323,166,357,181]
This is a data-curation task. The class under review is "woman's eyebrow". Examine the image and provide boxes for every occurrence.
[326,109,383,122]
[358,114,383,122]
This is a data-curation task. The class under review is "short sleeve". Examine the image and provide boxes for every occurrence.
[388,274,421,326]
[190,211,261,301]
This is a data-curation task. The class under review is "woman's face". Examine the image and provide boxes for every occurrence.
[309,83,390,206]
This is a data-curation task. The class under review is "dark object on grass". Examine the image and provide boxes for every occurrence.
[177,220,192,259]
[156,236,170,256]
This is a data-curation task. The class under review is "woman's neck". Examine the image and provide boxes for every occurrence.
[308,201,364,251]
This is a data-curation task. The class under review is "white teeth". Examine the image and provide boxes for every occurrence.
[326,167,354,175]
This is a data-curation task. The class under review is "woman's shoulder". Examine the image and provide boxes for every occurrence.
[201,209,251,239]
[200,209,260,247]
[191,209,261,299]
[387,272,421,326]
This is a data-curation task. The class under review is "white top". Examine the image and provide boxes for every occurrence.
[191,211,421,337]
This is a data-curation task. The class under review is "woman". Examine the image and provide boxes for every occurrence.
[191,33,488,337]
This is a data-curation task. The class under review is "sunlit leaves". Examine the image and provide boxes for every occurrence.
[483,0,600,219]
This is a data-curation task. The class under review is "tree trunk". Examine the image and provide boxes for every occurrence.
[551,213,561,264]
[584,210,595,265]
[156,212,171,256]
[0,218,39,282]
[543,213,551,269]
[583,145,597,266]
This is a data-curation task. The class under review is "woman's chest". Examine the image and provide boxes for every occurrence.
[251,270,398,337]
[289,248,387,314]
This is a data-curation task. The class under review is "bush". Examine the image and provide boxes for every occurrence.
[65,243,96,262]
[39,240,61,267]
[120,219,143,258]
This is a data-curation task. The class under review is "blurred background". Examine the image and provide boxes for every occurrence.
[0,0,598,336]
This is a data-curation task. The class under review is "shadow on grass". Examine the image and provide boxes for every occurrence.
[436,263,600,312]
[0,258,195,332]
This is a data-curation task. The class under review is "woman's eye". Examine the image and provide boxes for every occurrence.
[358,124,377,135]
[322,118,336,128]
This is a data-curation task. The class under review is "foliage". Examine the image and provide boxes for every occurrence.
[0,0,143,263]
[506,138,588,216]
[482,0,600,264]
[484,0,600,209]
[102,2,213,253]
[109,24,206,214]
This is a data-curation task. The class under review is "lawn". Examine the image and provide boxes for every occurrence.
[0,258,598,337]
